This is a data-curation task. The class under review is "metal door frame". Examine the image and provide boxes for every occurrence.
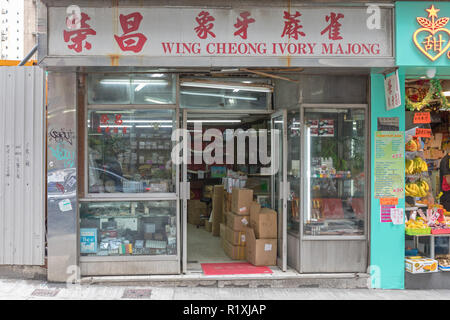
[181,108,275,273]
[270,109,288,272]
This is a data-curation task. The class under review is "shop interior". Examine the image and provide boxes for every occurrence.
[78,70,369,275]
[185,113,273,270]
[404,79,450,275]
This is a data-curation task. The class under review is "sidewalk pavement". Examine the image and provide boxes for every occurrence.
[0,278,450,300]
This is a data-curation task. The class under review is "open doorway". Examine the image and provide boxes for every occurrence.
[183,112,279,271]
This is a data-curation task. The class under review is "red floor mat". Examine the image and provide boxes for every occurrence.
[201,262,273,275]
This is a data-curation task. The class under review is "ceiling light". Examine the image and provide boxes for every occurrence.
[180,80,273,93]
[180,91,257,101]
[122,120,172,123]
[187,120,242,123]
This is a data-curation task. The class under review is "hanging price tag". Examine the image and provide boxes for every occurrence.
[415,128,431,138]
[413,112,431,124]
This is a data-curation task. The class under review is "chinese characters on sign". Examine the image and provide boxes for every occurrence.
[413,112,431,124]
[52,7,391,58]
[321,12,345,40]
[234,11,255,40]
[114,12,147,53]
[413,5,450,61]
[281,11,305,40]
[384,70,402,111]
[195,11,216,39]
[97,114,127,134]
[415,128,432,138]
[63,12,96,53]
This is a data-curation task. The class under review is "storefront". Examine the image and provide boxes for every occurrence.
[41,1,395,282]
[389,1,450,289]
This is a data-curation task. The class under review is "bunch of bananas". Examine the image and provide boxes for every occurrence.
[405,157,428,175]
[405,219,428,229]
[405,180,429,197]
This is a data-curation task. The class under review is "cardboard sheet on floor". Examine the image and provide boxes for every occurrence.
[200,262,273,275]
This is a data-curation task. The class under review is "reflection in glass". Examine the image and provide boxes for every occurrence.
[87,109,175,193]
[304,108,365,236]
[180,79,270,110]
[88,74,176,105]
[80,201,177,256]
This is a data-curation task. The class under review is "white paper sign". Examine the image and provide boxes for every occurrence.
[390,207,404,225]
[58,199,72,212]
[264,244,272,251]
[384,70,401,110]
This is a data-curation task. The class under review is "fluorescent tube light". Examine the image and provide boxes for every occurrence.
[187,120,242,123]
[180,81,273,93]
[135,125,173,128]
[180,91,257,101]
[122,120,172,123]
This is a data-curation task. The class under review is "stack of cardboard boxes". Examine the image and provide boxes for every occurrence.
[246,202,277,266]
[219,188,278,266]
[221,188,253,260]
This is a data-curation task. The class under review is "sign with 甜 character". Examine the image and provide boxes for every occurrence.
[47,6,393,59]
[413,5,450,62]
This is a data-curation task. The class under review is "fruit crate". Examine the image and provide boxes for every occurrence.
[405,227,431,235]
[431,228,450,235]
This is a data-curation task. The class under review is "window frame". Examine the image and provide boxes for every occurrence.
[300,103,369,241]
[83,103,179,201]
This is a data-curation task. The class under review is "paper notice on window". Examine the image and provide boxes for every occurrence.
[390,208,404,225]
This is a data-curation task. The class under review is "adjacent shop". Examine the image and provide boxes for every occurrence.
[370,1,450,289]
[41,1,395,282]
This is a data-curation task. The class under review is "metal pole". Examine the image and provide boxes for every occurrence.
[18,44,38,66]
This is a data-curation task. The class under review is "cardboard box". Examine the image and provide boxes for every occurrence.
[250,207,277,239]
[225,193,232,212]
[187,200,207,226]
[222,238,246,260]
[231,188,253,215]
[220,223,226,238]
[224,224,246,246]
[405,256,438,273]
[212,185,225,236]
[205,220,212,232]
[226,211,250,232]
[245,227,277,266]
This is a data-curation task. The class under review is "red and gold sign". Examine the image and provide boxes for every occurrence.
[413,5,450,61]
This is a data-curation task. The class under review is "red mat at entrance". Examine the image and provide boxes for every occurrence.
[201,262,273,275]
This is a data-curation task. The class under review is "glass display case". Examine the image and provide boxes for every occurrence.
[80,200,177,256]
[87,109,176,194]
[303,108,366,236]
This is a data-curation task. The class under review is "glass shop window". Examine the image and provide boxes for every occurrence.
[304,108,366,236]
[80,200,177,256]
[88,74,176,105]
[179,78,271,110]
[87,109,176,194]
